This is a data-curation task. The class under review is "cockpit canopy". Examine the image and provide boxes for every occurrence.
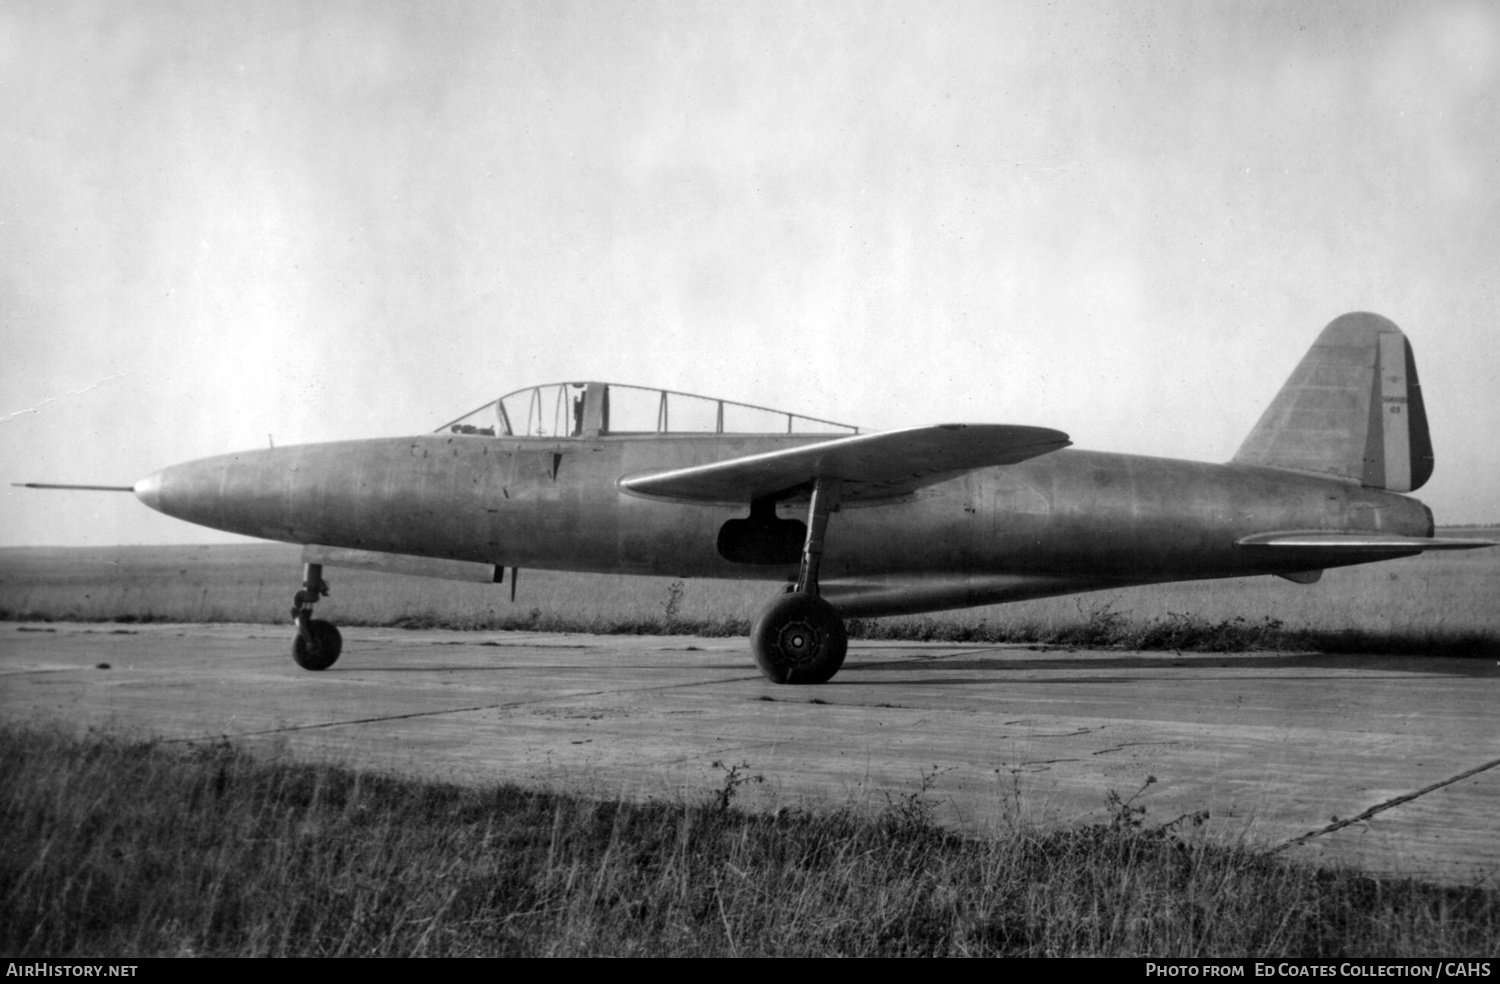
[437,382,860,439]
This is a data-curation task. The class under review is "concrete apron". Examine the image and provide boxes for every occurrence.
[3,621,1496,888]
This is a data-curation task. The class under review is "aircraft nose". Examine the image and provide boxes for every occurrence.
[133,471,162,513]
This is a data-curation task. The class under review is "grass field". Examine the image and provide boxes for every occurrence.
[4,725,1495,957]
[2,532,1496,655]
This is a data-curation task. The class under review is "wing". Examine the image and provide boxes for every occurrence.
[1235,531,1498,557]
[617,424,1071,505]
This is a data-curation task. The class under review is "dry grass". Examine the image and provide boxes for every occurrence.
[1,532,1497,655]
[3,725,1495,957]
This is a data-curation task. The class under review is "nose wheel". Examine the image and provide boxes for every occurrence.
[291,563,342,670]
[293,619,343,671]
[749,477,847,684]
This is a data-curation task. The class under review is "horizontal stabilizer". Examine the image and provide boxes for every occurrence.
[618,424,1070,505]
[1236,531,1497,556]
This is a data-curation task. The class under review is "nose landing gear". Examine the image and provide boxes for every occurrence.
[291,562,342,671]
[749,478,847,685]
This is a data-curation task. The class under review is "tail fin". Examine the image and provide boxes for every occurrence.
[1232,312,1433,492]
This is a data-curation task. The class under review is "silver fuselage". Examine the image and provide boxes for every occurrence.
[133,432,1431,617]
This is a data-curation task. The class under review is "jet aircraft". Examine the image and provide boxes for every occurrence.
[21,312,1496,683]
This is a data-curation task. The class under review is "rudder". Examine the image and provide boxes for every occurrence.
[1232,312,1433,492]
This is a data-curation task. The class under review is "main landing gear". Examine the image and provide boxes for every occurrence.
[749,478,848,685]
[291,562,342,671]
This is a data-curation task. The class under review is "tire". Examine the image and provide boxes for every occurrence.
[292,619,342,671]
[750,593,847,685]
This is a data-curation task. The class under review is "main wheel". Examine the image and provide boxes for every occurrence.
[292,619,342,671]
[750,593,847,685]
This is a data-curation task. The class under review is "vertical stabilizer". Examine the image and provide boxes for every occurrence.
[1232,313,1433,492]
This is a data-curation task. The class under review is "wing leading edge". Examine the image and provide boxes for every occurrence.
[617,424,1071,505]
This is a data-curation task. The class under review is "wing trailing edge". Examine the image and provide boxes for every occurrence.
[617,424,1070,505]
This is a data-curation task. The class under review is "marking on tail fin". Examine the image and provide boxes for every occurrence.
[1378,332,1410,491]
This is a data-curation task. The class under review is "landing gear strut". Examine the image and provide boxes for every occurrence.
[750,478,847,684]
[291,562,342,671]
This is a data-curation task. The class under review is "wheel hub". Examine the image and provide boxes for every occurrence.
[777,620,821,662]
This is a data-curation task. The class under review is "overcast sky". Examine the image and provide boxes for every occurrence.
[3,0,1496,546]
